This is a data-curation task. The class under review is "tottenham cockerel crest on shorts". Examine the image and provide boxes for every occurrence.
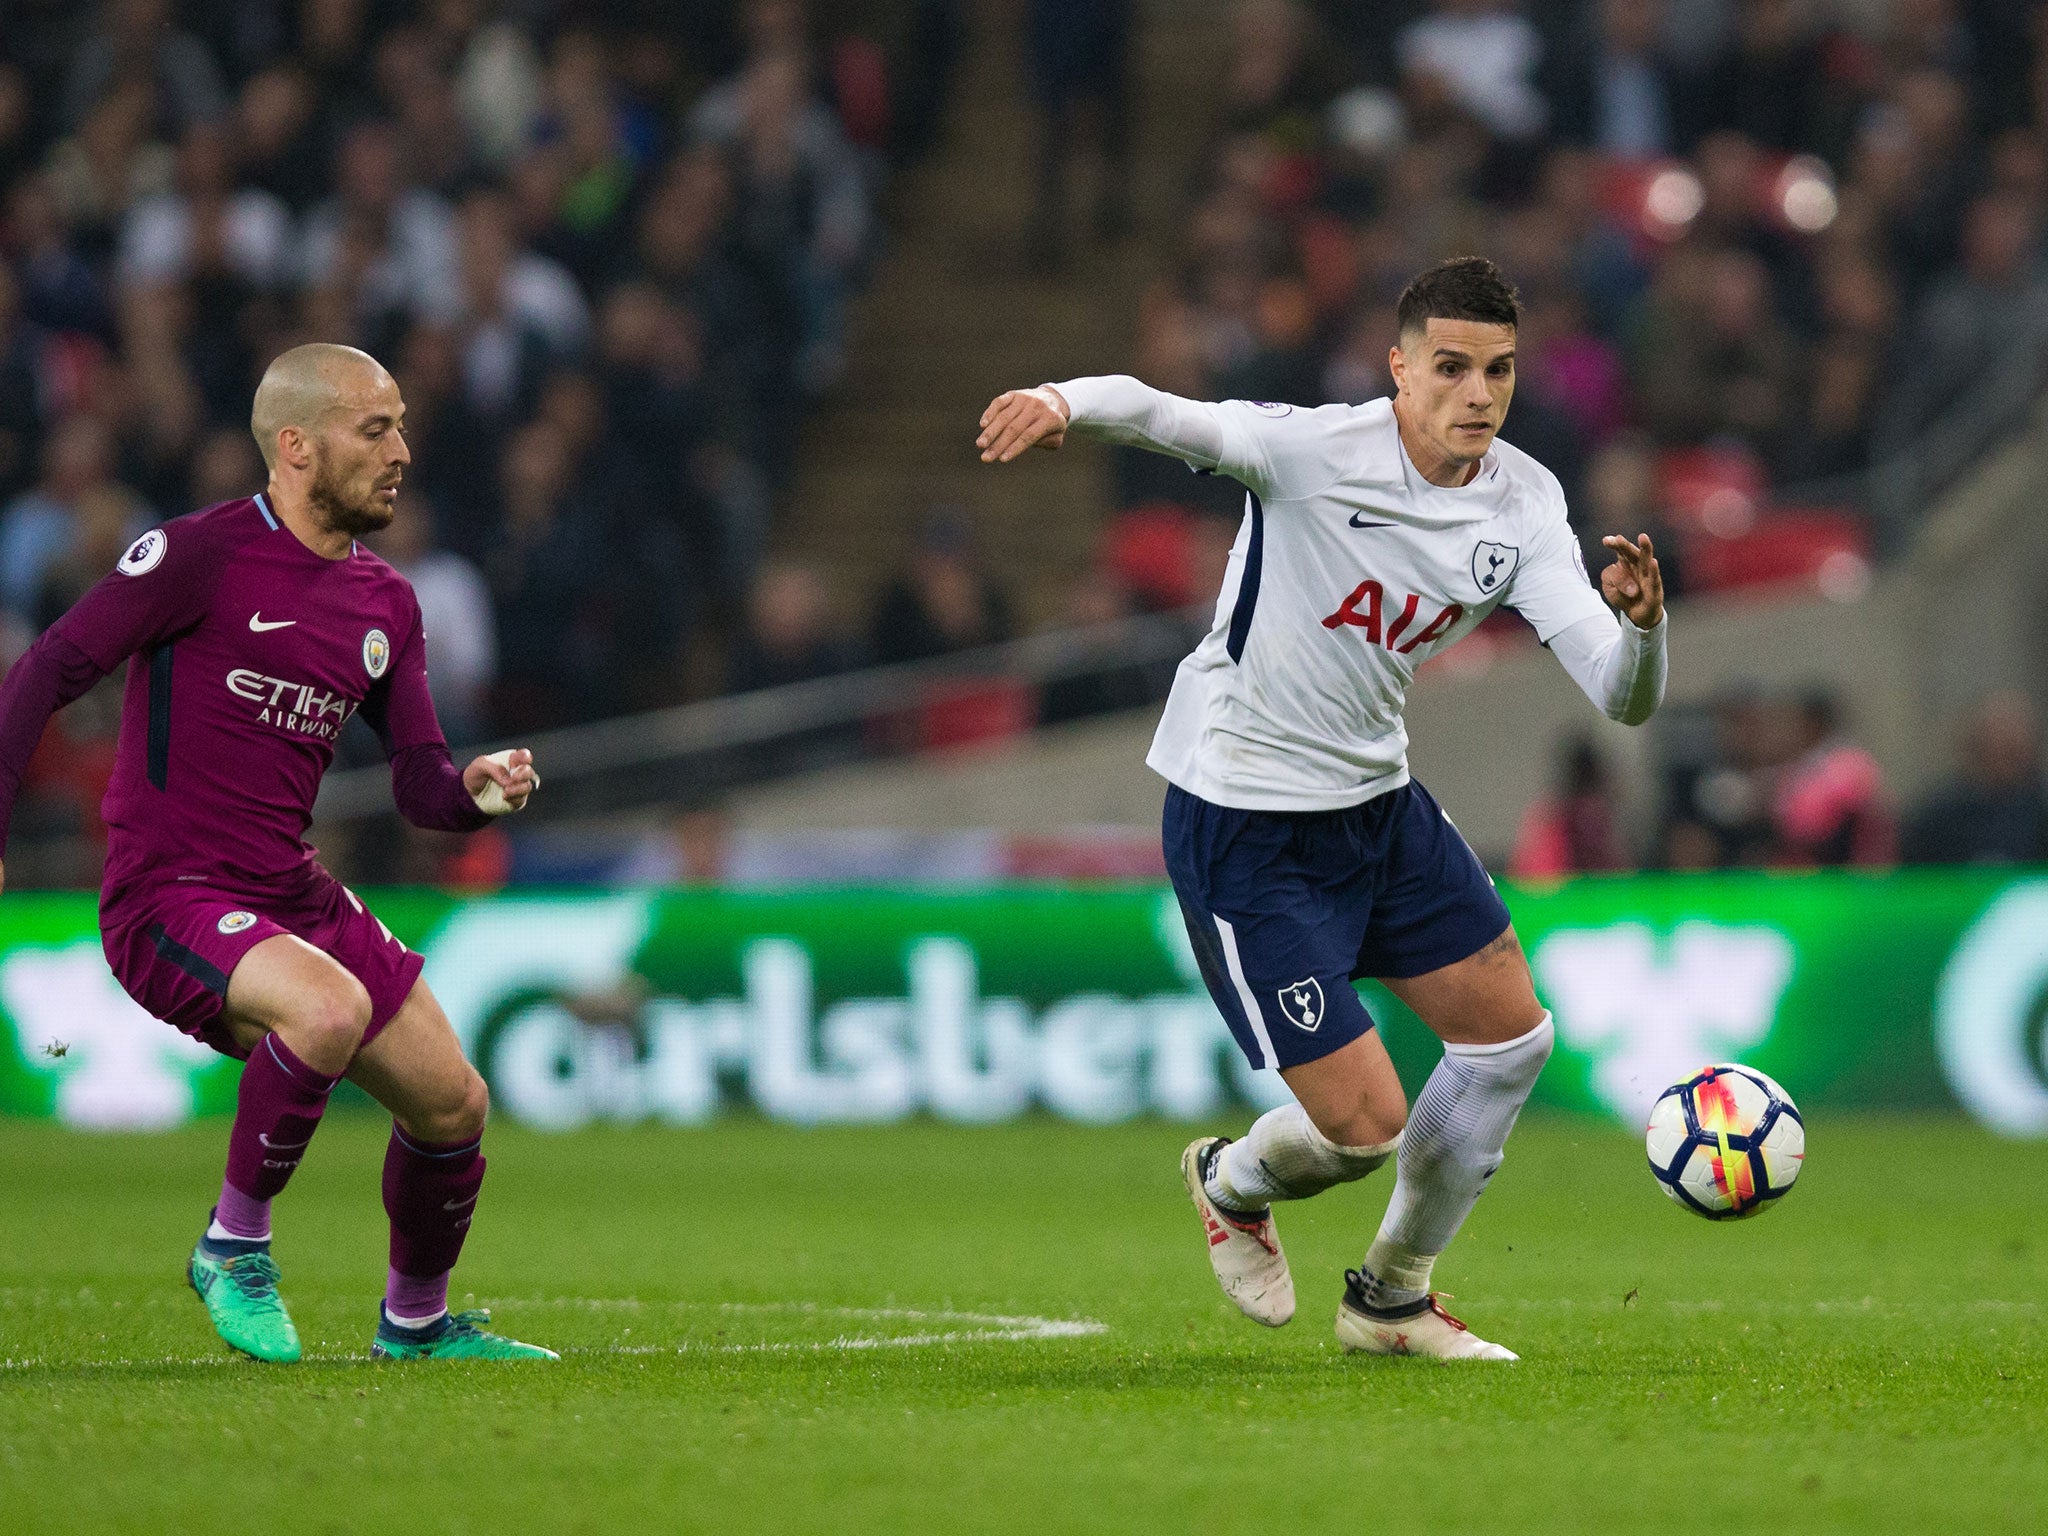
[1277,977,1325,1032]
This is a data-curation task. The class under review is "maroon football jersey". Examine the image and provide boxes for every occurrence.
[0,496,484,894]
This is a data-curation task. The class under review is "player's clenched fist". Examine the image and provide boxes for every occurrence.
[977,386,1070,463]
[1600,533,1665,631]
[464,748,539,814]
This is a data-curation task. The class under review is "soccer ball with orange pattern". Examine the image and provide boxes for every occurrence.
[1645,1064,1804,1220]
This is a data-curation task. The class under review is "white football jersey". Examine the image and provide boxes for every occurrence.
[1061,387,1617,812]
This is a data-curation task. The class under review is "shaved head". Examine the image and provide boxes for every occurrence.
[250,343,389,470]
[251,342,410,540]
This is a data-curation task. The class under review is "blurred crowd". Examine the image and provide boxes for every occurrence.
[0,0,984,877]
[7,0,2048,886]
[1512,687,2048,874]
[1093,0,2048,610]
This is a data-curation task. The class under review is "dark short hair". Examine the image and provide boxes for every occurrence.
[1396,256,1521,339]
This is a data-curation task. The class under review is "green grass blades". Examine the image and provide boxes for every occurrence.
[0,1115,2043,1534]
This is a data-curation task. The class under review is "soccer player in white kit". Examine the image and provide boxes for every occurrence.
[977,257,1667,1360]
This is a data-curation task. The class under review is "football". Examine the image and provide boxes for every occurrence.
[1646,1064,1805,1219]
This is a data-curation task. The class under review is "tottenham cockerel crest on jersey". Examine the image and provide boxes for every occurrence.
[1472,540,1520,595]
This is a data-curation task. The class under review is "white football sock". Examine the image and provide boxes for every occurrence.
[1359,1013,1554,1308]
[385,1308,448,1331]
[1206,1102,1399,1211]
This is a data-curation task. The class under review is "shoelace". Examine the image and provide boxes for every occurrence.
[221,1252,283,1303]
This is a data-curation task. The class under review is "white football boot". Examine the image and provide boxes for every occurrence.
[1334,1270,1517,1361]
[1182,1136,1295,1327]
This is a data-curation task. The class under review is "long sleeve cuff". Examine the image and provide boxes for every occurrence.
[1550,609,1667,726]
[389,742,493,832]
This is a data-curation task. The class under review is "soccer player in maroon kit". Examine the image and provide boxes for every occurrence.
[0,344,555,1362]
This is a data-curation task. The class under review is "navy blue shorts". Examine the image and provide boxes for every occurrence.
[1163,779,1512,1072]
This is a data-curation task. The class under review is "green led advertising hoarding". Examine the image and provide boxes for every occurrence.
[2,872,2046,1134]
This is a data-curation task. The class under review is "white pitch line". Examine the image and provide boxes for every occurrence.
[0,1300,1107,1371]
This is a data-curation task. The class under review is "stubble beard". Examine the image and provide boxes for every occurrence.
[308,451,396,538]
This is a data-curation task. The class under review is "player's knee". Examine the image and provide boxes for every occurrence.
[413,1067,489,1144]
[296,973,374,1064]
[450,1068,490,1141]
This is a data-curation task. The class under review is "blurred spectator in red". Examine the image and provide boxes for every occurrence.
[1511,733,1626,878]
[1771,690,1894,867]
[1902,692,2048,865]
[870,510,1016,665]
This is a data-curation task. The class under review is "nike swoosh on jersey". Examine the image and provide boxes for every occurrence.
[249,614,297,632]
[1348,513,1397,528]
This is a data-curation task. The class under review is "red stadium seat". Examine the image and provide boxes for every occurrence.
[912,678,1037,753]
[1657,444,1767,536]
[1684,507,1870,595]
[1104,502,1198,611]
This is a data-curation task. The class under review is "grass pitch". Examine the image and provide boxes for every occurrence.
[1,1113,2042,1534]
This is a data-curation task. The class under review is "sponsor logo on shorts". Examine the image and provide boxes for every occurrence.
[1276,976,1325,1032]
[363,628,391,679]
[218,911,258,935]
[117,529,167,576]
[1241,400,1293,416]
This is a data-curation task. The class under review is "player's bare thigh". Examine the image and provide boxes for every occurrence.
[220,933,373,1075]
[1380,925,1547,1046]
[345,979,489,1146]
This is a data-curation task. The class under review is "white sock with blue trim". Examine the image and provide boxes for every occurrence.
[1358,1013,1554,1309]
[1206,1103,1399,1212]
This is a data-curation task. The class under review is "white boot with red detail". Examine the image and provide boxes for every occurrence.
[1334,1268,1518,1360]
[1181,1136,1295,1327]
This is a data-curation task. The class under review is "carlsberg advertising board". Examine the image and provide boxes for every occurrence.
[3,873,2048,1135]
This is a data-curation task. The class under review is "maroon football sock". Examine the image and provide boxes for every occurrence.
[382,1126,485,1320]
[218,1033,342,1232]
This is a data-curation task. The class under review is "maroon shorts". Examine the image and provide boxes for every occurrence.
[100,864,424,1061]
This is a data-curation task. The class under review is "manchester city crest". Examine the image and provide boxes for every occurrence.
[363,628,391,679]
[1276,976,1325,1033]
[1471,540,1520,595]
